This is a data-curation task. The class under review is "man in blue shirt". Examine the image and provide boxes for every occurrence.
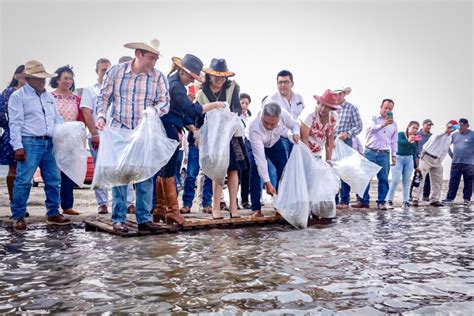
[443,118,473,206]
[8,60,71,231]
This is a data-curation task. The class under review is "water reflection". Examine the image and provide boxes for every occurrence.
[0,207,473,313]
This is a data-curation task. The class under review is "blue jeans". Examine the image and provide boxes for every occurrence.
[280,136,293,158]
[182,143,213,207]
[267,160,278,188]
[446,163,473,201]
[176,149,184,188]
[361,149,390,205]
[336,137,353,205]
[11,137,61,220]
[89,139,108,206]
[249,139,288,211]
[60,171,75,210]
[112,177,153,224]
[387,155,414,203]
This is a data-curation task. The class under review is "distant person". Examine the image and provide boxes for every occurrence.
[268,70,304,157]
[443,118,473,206]
[8,60,71,231]
[352,99,398,210]
[80,58,111,214]
[50,65,83,216]
[409,119,433,201]
[387,121,420,208]
[412,120,457,207]
[332,86,363,209]
[0,65,25,204]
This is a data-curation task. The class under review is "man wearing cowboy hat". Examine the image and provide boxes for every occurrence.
[152,54,225,225]
[332,86,363,209]
[8,60,71,231]
[95,39,170,233]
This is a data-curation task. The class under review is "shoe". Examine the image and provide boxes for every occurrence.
[13,219,27,231]
[442,199,454,205]
[378,203,387,210]
[412,200,419,207]
[402,202,410,208]
[274,212,283,220]
[25,211,30,218]
[127,205,136,214]
[422,196,430,202]
[336,204,349,210]
[212,214,224,220]
[430,201,444,207]
[180,206,191,214]
[47,214,71,226]
[63,209,80,215]
[112,222,129,233]
[163,177,185,226]
[153,177,166,223]
[220,202,229,212]
[201,205,212,214]
[252,210,264,218]
[98,205,108,214]
[387,201,394,209]
[351,201,369,209]
[241,202,251,209]
[463,200,471,207]
[138,221,163,232]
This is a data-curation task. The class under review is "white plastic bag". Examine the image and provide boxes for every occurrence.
[332,138,382,196]
[199,107,241,183]
[92,109,178,188]
[274,143,339,229]
[52,121,88,187]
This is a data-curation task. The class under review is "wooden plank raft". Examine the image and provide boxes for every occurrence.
[84,210,287,237]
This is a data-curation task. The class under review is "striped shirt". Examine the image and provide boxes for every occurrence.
[335,101,363,138]
[97,60,170,129]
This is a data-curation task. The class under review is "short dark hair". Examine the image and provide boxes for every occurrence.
[381,98,395,106]
[240,93,251,103]
[95,58,111,70]
[277,70,293,82]
[50,65,75,91]
[119,56,133,63]
[8,64,25,88]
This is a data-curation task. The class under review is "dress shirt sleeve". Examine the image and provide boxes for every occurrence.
[80,87,94,111]
[366,115,383,133]
[249,128,270,183]
[52,97,64,124]
[97,66,116,120]
[348,105,363,137]
[282,110,300,136]
[391,123,398,157]
[8,91,24,150]
[153,73,170,117]
[171,84,203,124]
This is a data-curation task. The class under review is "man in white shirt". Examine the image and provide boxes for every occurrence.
[412,120,457,207]
[248,102,300,217]
[268,70,304,157]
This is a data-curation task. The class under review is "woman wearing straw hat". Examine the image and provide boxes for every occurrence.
[196,58,248,220]
[152,54,226,226]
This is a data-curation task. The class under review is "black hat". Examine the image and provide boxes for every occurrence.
[172,54,204,83]
[459,118,469,125]
[203,58,235,77]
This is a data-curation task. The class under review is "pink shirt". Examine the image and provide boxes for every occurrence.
[52,92,81,122]
[365,114,398,156]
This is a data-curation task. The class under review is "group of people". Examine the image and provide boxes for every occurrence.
[1,39,472,232]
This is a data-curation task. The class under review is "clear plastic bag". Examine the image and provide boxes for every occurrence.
[332,138,382,196]
[52,121,88,187]
[199,106,241,183]
[274,143,339,229]
[92,109,178,189]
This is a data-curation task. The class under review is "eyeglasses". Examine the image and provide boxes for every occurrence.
[277,80,291,85]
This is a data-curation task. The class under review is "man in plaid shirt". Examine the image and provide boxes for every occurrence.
[333,87,363,209]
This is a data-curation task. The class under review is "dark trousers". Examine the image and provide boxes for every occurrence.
[249,139,288,211]
[410,172,431,199]
[335,137,353,205]
[239,140,252,204]
[60,171,75,210]
[446,163,473,201]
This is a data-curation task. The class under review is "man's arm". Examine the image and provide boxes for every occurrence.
[153,73,170,117]
[348,105,363,137]
[96,66,116,125]
[249,130,270,183]
[8,92,24,151]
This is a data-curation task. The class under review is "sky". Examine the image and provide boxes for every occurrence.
[1,0,473,177]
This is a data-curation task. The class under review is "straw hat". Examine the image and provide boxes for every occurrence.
[14,60,57,79]
[124,39,161,56]
[203,58,235,77]
[331,86,352,96]
[172,54,204,83]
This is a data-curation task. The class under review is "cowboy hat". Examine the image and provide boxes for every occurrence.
[172,54,204,83]
[124,39,161,56]
[313,89,342,110]
[14,60,57,79]
[331,86,352,96]
[203,58,235,77]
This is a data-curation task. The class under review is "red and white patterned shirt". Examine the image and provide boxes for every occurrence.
[303,106,338,156]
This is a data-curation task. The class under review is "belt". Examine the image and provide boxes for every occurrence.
[424,152,439,159]
[366,147,390,154]
[23,135,52,140]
